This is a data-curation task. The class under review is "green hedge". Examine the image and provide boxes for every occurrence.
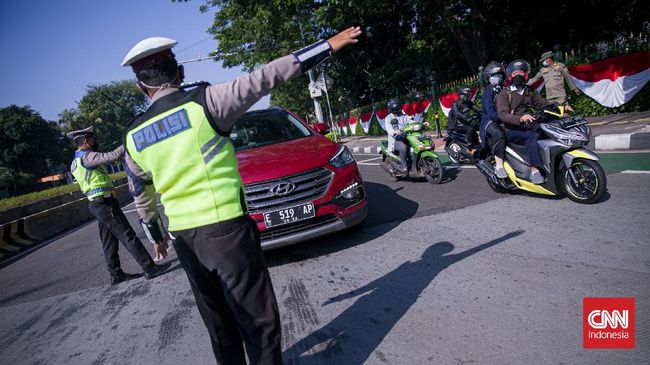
[0,171,127,213]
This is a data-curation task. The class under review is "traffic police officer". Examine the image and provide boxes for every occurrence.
[527,50,581,105]
[120,27,362,364]
[67,127,170,285]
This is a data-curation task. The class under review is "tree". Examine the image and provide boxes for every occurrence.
[0,105,70,187]
[77,80,148,149]
[197,0,649,116]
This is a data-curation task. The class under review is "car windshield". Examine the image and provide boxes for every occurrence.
[231,112,312,151]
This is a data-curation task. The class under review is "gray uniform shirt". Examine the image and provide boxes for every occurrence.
[80,145,125,168]
[125,55,303,225]
[527,62,577,104]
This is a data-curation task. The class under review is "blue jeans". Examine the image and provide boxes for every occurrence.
[505,126,543,168]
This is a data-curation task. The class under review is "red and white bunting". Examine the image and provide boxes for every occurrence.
[359,111,374,133]
[402,99,432,121]
[375,108,390,131]
[348,115,358,135]
[438,87,479,117]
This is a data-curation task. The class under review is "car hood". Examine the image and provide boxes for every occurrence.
[236,135,340,185]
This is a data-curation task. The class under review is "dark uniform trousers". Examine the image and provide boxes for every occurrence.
[87,197,155,276]
[171,215,282,365]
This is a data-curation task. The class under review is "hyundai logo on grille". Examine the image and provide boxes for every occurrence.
[270,182,296,196]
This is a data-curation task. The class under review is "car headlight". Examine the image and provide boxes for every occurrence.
[329,146,355,168]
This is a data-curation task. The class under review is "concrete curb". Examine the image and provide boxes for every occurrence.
[594,126,650,150]
[0,184,131,264]
[350,146,448,154]
[350,146,382,154]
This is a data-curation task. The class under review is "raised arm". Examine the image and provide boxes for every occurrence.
[81,145,125,168]
[526,69,543,87]
[205,27,362,135]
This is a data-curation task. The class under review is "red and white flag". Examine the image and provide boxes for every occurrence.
[568,51,650,108]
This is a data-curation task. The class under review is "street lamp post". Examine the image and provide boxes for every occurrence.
[429,71,442,138]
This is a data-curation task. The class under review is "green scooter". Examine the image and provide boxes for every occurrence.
[379,121,444,184]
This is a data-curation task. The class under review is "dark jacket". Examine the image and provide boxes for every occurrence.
[448,101,481,130]
[480,85,501,147]
[496,85,552,129]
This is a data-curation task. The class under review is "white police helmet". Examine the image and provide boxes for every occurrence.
[121,37,178,70]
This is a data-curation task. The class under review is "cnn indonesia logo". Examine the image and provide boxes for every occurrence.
[583,297,635,349]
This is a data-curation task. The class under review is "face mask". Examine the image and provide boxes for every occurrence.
[489,75,503,86]
[512,74,525,87]
[542,60,549,67]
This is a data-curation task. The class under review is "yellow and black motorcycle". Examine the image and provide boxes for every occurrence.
[476,106,606,204]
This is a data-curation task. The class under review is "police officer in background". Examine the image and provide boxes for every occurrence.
[120,27,362,364]
[527,50,581,105]
[67,127,170,285]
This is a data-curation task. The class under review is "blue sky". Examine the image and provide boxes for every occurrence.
[0,0,270,121]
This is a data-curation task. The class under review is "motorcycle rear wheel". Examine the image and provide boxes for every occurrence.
[420,157,444,184]
[485,156,508,193]
[559,158,606,204]
[445,141,462,164]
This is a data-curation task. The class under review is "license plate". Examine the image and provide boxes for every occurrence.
[263,202,315,228]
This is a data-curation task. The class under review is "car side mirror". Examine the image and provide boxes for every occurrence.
[313,122,330,135]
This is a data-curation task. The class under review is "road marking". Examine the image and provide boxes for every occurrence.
[356,156,382,163]
[357,162,380,166]
[621,170,650,174]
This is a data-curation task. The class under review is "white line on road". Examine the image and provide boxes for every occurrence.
[356,156,383,163]
[621,170,650,174]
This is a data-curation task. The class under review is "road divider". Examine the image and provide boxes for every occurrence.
[0,184,132,264]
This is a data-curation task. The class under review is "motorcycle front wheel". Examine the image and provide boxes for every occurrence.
[420,156,444,184]
[559,158,607,204]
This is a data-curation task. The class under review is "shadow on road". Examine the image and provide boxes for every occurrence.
[282,230,524,365]
[265,181,418,266]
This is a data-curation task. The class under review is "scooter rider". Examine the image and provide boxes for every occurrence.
[496,59,556,184]
[121,27,361,365]
[480,61,508,178]
[385,98,414,173]
[448,87,481,154]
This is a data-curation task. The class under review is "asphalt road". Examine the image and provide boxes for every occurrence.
[1,157,648,364]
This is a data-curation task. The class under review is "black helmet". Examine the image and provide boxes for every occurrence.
[506,59,531,77]
[387,98,402,114]
[483,61,506,79]
[457,86,471,102]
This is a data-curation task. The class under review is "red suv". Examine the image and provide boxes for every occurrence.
[232,107,367,250]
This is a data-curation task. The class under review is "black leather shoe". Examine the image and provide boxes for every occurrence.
[144,262,172,280]
[111,271,141,285]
